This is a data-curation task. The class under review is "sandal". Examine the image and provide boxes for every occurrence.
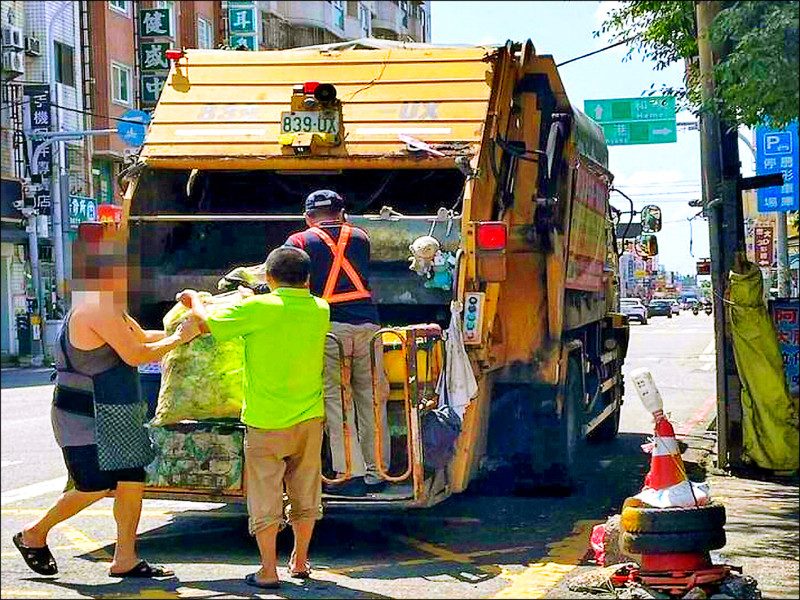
[245,572,281,589]
[288,560,311,579]
[109,560,174,578]
[13,532,58,576]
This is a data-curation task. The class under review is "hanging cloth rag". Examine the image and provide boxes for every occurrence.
[435,300,479,421]
[728,259,799,472]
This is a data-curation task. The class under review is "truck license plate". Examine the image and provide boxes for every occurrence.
[280,111,340,135]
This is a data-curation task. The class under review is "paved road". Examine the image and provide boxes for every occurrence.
[0,312,720,599]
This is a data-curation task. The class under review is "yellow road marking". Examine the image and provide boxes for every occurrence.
[396,534,473,564]
[491,519,595,599]
[0,591,52,597]
[396,534,498,575]
[57,524,114,562]
[332,544,540,574]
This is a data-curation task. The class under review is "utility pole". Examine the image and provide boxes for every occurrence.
[695,0,744,470]
[47,0,73,303]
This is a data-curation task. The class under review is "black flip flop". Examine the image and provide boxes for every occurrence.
[109,560,174,578]
[245,573,281,589]
[12,532,58,576]
[288,562,311,579]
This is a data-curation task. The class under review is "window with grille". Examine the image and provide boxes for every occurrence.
[359,3,370,36]
[111,62,132,106]
[54,42,75,88]
[155,0,176,38]
[109,1,130,16]
[330,0,344,30]
[197,17,213,49]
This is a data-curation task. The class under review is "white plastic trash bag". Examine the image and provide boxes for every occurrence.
[634,480,711,508]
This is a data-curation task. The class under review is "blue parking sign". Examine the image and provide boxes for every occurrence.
[755,122,799,213]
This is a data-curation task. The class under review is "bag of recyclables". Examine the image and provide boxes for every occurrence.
[152,291,245,425]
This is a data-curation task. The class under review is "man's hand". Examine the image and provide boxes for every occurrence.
[176,290,211,334]
[175,317,202,344]
[237,285,255,299]
[177,289,201,309]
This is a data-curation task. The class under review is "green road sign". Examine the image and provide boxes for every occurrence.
[600,120,677,145]
[584,96,676,145]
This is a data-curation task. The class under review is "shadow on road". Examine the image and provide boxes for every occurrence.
[1,368,55,389]
[38,432,655,589]
[27,574,391,599]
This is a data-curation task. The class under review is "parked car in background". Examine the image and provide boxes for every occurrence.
[670,300,680,315]
[647,299,673,318]
[621,297,648,324]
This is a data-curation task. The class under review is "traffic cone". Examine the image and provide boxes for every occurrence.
[643,414,687,491]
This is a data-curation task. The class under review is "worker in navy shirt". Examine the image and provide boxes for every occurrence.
[285,190,389,497]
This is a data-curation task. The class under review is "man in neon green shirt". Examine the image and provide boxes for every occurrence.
[179,246,329,590]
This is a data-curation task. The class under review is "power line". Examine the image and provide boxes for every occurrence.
[0,97,147,125]
[557,38,633,67]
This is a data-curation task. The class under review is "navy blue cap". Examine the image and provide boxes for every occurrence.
[305,189,345,211]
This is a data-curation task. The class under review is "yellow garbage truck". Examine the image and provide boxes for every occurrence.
[121,39,629,508]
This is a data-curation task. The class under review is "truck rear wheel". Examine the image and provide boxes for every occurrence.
[520,352,584,494]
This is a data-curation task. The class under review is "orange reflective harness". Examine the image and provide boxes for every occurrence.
[307,224,372,304]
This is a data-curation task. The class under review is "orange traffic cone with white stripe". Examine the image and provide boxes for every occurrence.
[630,367,686,489]
[644,412,687,490]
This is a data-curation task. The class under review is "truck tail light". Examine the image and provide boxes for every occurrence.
[476,222,507,250]
[303,81,320,94]
[165,49,184,61]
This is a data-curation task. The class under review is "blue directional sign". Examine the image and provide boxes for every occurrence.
[755,122,798,213]
[116,109,151,147]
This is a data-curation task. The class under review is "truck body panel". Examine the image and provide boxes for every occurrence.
[123,40,629,508]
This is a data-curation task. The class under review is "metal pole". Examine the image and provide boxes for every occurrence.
[25,213,46,363]
[696,0,738,470]
[776,213,790,297]
[48,0,73,306]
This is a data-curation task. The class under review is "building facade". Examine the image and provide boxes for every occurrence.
[1,0,431,361]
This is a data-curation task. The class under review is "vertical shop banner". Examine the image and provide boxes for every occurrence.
[139,8,172,38]
[228,2,259,50]
[138,8,172,108]
[755,122,799,212]
[771,300,799,397]
[753,226,774,267]
[140,41,170,71]
[23,85,52,179]
[141,74,168,106]
[229,5,256,33]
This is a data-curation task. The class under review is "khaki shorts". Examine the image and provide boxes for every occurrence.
[244,417,323,535]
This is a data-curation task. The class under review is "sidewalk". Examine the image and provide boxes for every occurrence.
[704,467,799,599]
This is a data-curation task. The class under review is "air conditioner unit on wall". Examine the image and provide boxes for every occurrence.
[2,50,25,78]
[24,36,41,56]
[1,26,23,50]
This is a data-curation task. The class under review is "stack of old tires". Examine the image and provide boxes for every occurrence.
[620,500,727,570]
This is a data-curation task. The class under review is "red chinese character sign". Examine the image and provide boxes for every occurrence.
[771,301,800,398]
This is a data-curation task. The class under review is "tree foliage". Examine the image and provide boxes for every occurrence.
[597,1,799,128]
